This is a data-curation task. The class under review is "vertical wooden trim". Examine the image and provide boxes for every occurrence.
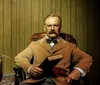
[76,0,88,51]
[19,0,25,51]
[38,0,44,32]
[83,0,88,51]
[55,0,61,16]
[11,0,17,70]
[32,0,39,33]
[76,0,84,49]
[0,0,4,54]
[3,0,12,73]
[24,0,32,47]
[43,0,52,18]
[70,0,77,39]
[61,0,71,33]
[87,1,96,54]
[16,0,20,53]
[51,0,56,13]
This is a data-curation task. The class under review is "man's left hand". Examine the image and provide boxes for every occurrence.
[65,69,81,84]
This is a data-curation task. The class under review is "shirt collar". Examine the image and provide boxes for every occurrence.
[45,36,60,43]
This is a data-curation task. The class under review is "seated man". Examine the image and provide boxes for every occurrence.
[14,14,93,85]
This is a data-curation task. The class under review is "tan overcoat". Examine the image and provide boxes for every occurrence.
[14,36,92,85]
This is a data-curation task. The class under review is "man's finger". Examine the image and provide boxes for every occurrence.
[65,77,72,84]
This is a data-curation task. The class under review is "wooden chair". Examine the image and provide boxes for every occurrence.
[13,32,89,85]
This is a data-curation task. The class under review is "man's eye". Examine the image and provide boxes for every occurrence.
[54,25,58,27]
[47,25,51,27]
[46,24,59,27]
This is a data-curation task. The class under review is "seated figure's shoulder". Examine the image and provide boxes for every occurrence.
[62,38,76,47]
[28,38,42,46]
[29,40,38,45]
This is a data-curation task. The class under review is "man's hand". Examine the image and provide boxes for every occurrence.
[65,69,81,84]
[29,65,43,77]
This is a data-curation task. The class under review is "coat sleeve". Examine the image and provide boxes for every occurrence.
[14,42,34,73]
[72,47,93,73]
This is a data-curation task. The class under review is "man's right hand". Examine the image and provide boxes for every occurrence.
[29,65,43,77]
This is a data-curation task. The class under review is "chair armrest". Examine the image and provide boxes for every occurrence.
[13,66,26,85]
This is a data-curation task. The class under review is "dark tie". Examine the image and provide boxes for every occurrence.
[46,39,58,44]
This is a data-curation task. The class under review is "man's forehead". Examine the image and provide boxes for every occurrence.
[45,17,60,24]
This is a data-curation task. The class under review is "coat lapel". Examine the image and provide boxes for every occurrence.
[38,37,51,53]
[51,38,66,53]
[38,36,67,54]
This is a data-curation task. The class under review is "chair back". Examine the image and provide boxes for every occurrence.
[28,32,77,46]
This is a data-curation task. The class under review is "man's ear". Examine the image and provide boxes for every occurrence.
[43,25,46,31]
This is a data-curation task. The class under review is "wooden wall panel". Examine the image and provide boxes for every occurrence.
[76,0,88,51]
[0,1,99,81]
[19,0,25,51]
[61,0,71,33]
[51,0,56,13]
[70,0,77,39]
[3,0,12,74]
[0,0,4,54]
[38,0,44,32]
[87,1,100,85]
[24,0,32,46]
[55,0,61,16]
[32,0,39,33]
[82,0,88,51]
[11,0,17,71]
[43,0,52,19]
[16,0,20,54]
[87,1,96,55]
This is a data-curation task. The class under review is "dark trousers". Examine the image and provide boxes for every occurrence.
[20,78,56,85]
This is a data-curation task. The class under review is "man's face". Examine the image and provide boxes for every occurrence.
[44,17,61,39]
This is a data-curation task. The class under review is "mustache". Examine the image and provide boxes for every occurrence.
[49,30,57,34]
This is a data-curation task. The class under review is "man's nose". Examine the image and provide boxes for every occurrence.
[51,25,54,30]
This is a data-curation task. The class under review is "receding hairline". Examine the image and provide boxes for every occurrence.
[44,14,62,25]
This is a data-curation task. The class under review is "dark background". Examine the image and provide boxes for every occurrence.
[88,0,100,85]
